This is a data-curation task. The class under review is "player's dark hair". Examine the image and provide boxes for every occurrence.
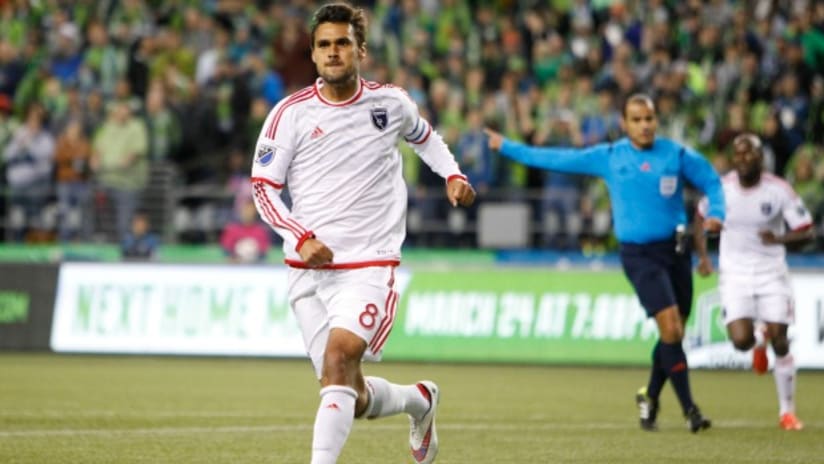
[310,2,367,49]
[622,93,655,117]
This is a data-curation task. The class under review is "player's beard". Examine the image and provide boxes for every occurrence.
[320,64,357,86]
[737,166,761,186]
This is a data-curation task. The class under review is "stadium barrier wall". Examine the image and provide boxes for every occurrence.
[0,263,60,349]
[47,262,824,369]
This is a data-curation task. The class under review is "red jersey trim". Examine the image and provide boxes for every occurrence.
[792,223,813,232]
[251,177,283,189]
[362,79,383,90]
[253,182,306,239]
[314,78,364,107]
[369,289,398,353]
[294,230,315,252]
[762,172,798,197]
[265,87,315,139]
[446,174,468,183]
[284,259,401,269]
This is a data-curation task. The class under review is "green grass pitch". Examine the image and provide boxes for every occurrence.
[1,353,822,463]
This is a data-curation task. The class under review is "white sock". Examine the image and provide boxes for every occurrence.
[311,385,357,464]
[753,325,766,347]
[773,353,796,416]
[363,376,429,420]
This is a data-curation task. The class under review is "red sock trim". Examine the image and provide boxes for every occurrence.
[416,383,431,404]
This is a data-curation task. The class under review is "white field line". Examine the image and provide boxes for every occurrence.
[0,410,287,418]
[0,420,815,438]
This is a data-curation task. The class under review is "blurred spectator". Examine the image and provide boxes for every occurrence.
[91,100,148,241]
[144,82,180,162]
[808,76,824,144]
[580,87,621,144]
[244,52,284,107]
[2,103,54,242]
[535,115,584,250]
[48,22,84,86]
[126,36,152,100]
[0,39,25,98]
[271,13,315,91]
[79,20,126,98]
[82,88,106,136]
[787,146,824,217]
[456,107,495,194]
[151,27,196,85]
[773,73,809,158]
[761,111,794,178]
[108,0,153,46]
[224,147,252,222]
[54,118,91,241]
[0,94,18,149]
[121,209,160,260]
[219,200,270,263]
[195,17,231,87]
[52,84,85,134]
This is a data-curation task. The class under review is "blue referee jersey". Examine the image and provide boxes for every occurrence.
[499,137,725,244]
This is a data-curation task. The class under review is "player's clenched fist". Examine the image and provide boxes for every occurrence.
[446,178,476,207]
[298,238,334,267]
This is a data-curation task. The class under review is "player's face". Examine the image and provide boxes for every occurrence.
[621,101,657,148]
[311,22,364,86]
[732,139,762,182]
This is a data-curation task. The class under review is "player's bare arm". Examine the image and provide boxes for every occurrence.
[702,217,723,235]
[759,227,814,246]
[692,212,714,277]
[446,178,476,207]
[298,237,334,267]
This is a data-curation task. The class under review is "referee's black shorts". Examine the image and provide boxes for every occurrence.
[619,239,693,318]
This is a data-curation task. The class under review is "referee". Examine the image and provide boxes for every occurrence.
[485,93,724,433]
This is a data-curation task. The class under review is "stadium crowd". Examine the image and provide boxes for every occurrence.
[0,0,823,252]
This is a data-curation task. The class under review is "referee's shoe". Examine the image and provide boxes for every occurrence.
[635,387,659,431]
[686,405,712,433]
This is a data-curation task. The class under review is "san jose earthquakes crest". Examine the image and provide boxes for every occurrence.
[256,144,275,166]
[370,107,388,131]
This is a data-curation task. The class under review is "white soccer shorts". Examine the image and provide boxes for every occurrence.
[288,266,399,379]
[719,271,794,325]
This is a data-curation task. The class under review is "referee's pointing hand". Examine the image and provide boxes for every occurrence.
[484,128,504,151]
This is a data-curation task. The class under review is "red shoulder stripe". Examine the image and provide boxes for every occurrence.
[265,87,315,139]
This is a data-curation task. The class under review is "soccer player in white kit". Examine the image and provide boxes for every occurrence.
[249,3,476,463]
[694,133,813,431]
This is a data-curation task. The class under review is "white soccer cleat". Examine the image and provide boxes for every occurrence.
[409,381,439,464]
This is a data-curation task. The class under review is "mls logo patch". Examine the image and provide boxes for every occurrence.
[760,202,772,216]
[256,144,276,166]
[370,107,388,131]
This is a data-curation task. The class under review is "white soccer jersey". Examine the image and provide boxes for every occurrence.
[251,78,465,268]
[699,172,813,275]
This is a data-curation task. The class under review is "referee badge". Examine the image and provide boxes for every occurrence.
[659,176,677,196]
[370,107,388,131]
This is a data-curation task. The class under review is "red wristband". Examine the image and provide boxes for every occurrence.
[295,230,316,252]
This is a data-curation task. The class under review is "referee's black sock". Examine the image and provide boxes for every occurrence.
[646,341,667,399]
[659,341,694,414]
